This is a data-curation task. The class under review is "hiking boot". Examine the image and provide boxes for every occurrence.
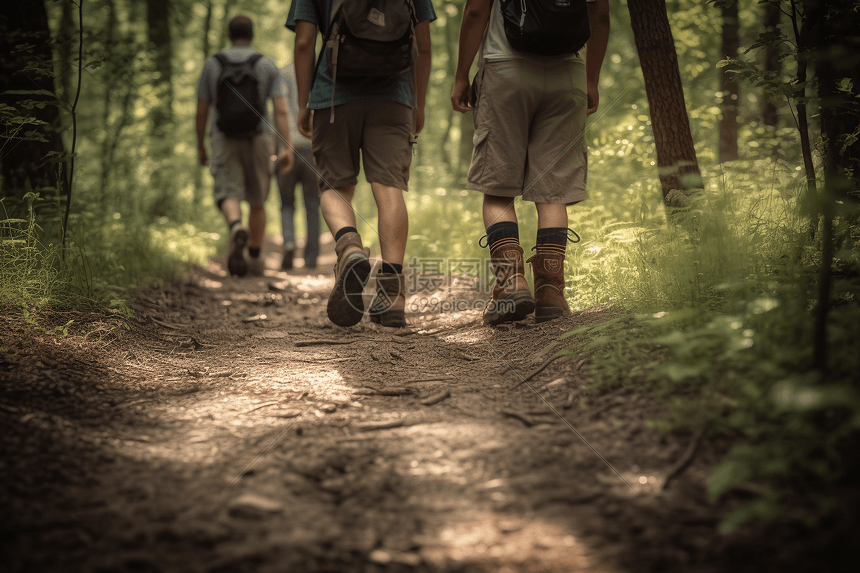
[227,226,249,277]
[484,244,535,326]
[327,232,371,327]
[247,254,265,277]
[369,273,406,328]
[528,252,570,323]
[281,248,294,270]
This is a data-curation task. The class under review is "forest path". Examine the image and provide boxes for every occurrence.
[2,236,736,572]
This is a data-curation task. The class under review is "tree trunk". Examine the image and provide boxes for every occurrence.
[719,1,739,162]
[627,0,702,203]
[0,1,67,200]
[147,0,173,130]
[762,3,780,127]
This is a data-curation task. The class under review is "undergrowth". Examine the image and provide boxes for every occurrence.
[0,191,219,322]
[557,143,860,536]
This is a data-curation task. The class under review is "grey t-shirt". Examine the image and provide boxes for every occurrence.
[197,45,286,136]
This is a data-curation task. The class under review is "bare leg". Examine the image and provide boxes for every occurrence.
[219,197,242,226]
[535,202,568,229]
[371,182,408,266]
[248,205,266,250]
[482,195,518,228]
[320,185,357,235]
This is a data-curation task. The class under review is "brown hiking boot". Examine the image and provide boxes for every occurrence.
[281,248,294,270]
[484,244,535,326]
[369,273,406,328]
[528,252,570,323]
[327,232,371,327]
[227,226,249,277]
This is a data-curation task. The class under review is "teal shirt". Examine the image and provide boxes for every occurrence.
[286,0,437,110]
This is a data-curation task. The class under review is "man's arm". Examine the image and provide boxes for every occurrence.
[196,99,209,165]
[586,0,610,116]
[294,19,318,138]
[451,0,492,113]
[414,20,432,134]
[272,96,294,171]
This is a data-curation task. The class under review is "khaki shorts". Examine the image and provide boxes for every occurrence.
[210,131,272,207]
[468,57,588,205]
[311,100,413,193]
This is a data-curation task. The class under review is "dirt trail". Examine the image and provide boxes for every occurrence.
[1,237,776,572]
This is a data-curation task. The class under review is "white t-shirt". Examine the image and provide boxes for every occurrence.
[482,0,596,61]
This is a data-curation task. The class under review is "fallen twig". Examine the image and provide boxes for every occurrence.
[294,339,366,347]
[357,419,407,432]
[501,409,534,427]
[353,387,412,397]
[660,425,706,492]
[587,397,624,419]
[151,317,182,330]
[405,377,453,384]
[420,389,451,406]
[513,354,565,387]
[243,401,281,414]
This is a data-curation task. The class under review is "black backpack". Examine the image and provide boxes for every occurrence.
[500,0,591,57]
[316,0,419,125]
[214,52,265,139]
[323,0,416,79]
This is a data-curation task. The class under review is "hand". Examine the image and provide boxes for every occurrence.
[451,76,472,113]
[198,145,207,166]
[587,80,600,116]
[298,108,313,138]
[415,106,425,135]
[276,148,294,173]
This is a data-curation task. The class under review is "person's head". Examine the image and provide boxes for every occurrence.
[228,15,253,44]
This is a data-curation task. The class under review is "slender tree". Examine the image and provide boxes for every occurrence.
[719,1,739,162]
[147,0,174,130]
[0,1,67,200]
[627,0,702,202]
[762,2,781,127]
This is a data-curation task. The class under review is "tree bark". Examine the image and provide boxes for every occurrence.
[762,3,780,127]
[0,1,67,200]
[147,0,173,130]
[719,1,739,162]
[627,0,702,203]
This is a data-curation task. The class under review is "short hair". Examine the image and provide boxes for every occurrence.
[228,15,253,41]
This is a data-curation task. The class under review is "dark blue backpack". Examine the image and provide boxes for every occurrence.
[500,0,591,56]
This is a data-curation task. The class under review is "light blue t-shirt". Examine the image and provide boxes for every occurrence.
[285,0,437,110]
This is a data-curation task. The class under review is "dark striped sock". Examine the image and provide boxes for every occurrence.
[535,227,568,256]
[381,262,403,275]
[248,247,261,258]
[486,221,519,252]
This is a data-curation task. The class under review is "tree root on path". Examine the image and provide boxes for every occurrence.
[660,425,706,492]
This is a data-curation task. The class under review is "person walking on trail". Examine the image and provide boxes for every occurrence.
[451,0,609,326]
[196,15,294,278]
[287,0,435,328]
[277,63,321,271]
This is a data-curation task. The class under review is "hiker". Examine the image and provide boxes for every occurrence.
[277,62,321,271]
[287,0,435,327]
[196,15,294,277]
[451,0,609,325]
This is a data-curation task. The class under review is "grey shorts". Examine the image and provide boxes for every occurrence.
[210,131,272,207]
[468,57,588,205]
[311,100,413,193]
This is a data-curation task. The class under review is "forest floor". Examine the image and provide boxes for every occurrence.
[0,235,846,572]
